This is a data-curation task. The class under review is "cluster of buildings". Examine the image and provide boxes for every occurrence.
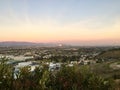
[0,47,101,79]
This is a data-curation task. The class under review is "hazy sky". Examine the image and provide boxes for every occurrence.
[0,0,120,45]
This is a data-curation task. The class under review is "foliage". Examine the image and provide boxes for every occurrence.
[0,57,14,90]
[0,57,117,90]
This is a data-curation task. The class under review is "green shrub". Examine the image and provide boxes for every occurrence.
[0,57,116,90]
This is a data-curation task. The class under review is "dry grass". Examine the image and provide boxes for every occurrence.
[98,50,120,58]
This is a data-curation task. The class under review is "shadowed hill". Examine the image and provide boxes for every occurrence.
[97,48,120,59]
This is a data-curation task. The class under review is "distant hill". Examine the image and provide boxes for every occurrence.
[97,48,120,59]
[0,41,60,47]
[0,42,37,46]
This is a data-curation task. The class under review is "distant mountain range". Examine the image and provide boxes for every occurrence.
[0,41,62,47]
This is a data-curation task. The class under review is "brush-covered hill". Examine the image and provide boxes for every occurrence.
[97,48,120,59]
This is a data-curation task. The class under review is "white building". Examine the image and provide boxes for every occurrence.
[49,62,61,71]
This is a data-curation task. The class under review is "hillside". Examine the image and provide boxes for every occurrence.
[97,48,120,59]
[0,41,60,47]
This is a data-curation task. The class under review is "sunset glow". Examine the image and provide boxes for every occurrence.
[0,0,120,45]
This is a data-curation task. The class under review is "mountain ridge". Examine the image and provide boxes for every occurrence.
[0,41,60,47]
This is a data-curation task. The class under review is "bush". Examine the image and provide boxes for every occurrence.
[0,57,115,90]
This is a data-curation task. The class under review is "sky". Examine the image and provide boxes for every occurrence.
[0,0,120,46]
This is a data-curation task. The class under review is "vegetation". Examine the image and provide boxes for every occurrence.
[0,57,118,90]
[97,48,120,59]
